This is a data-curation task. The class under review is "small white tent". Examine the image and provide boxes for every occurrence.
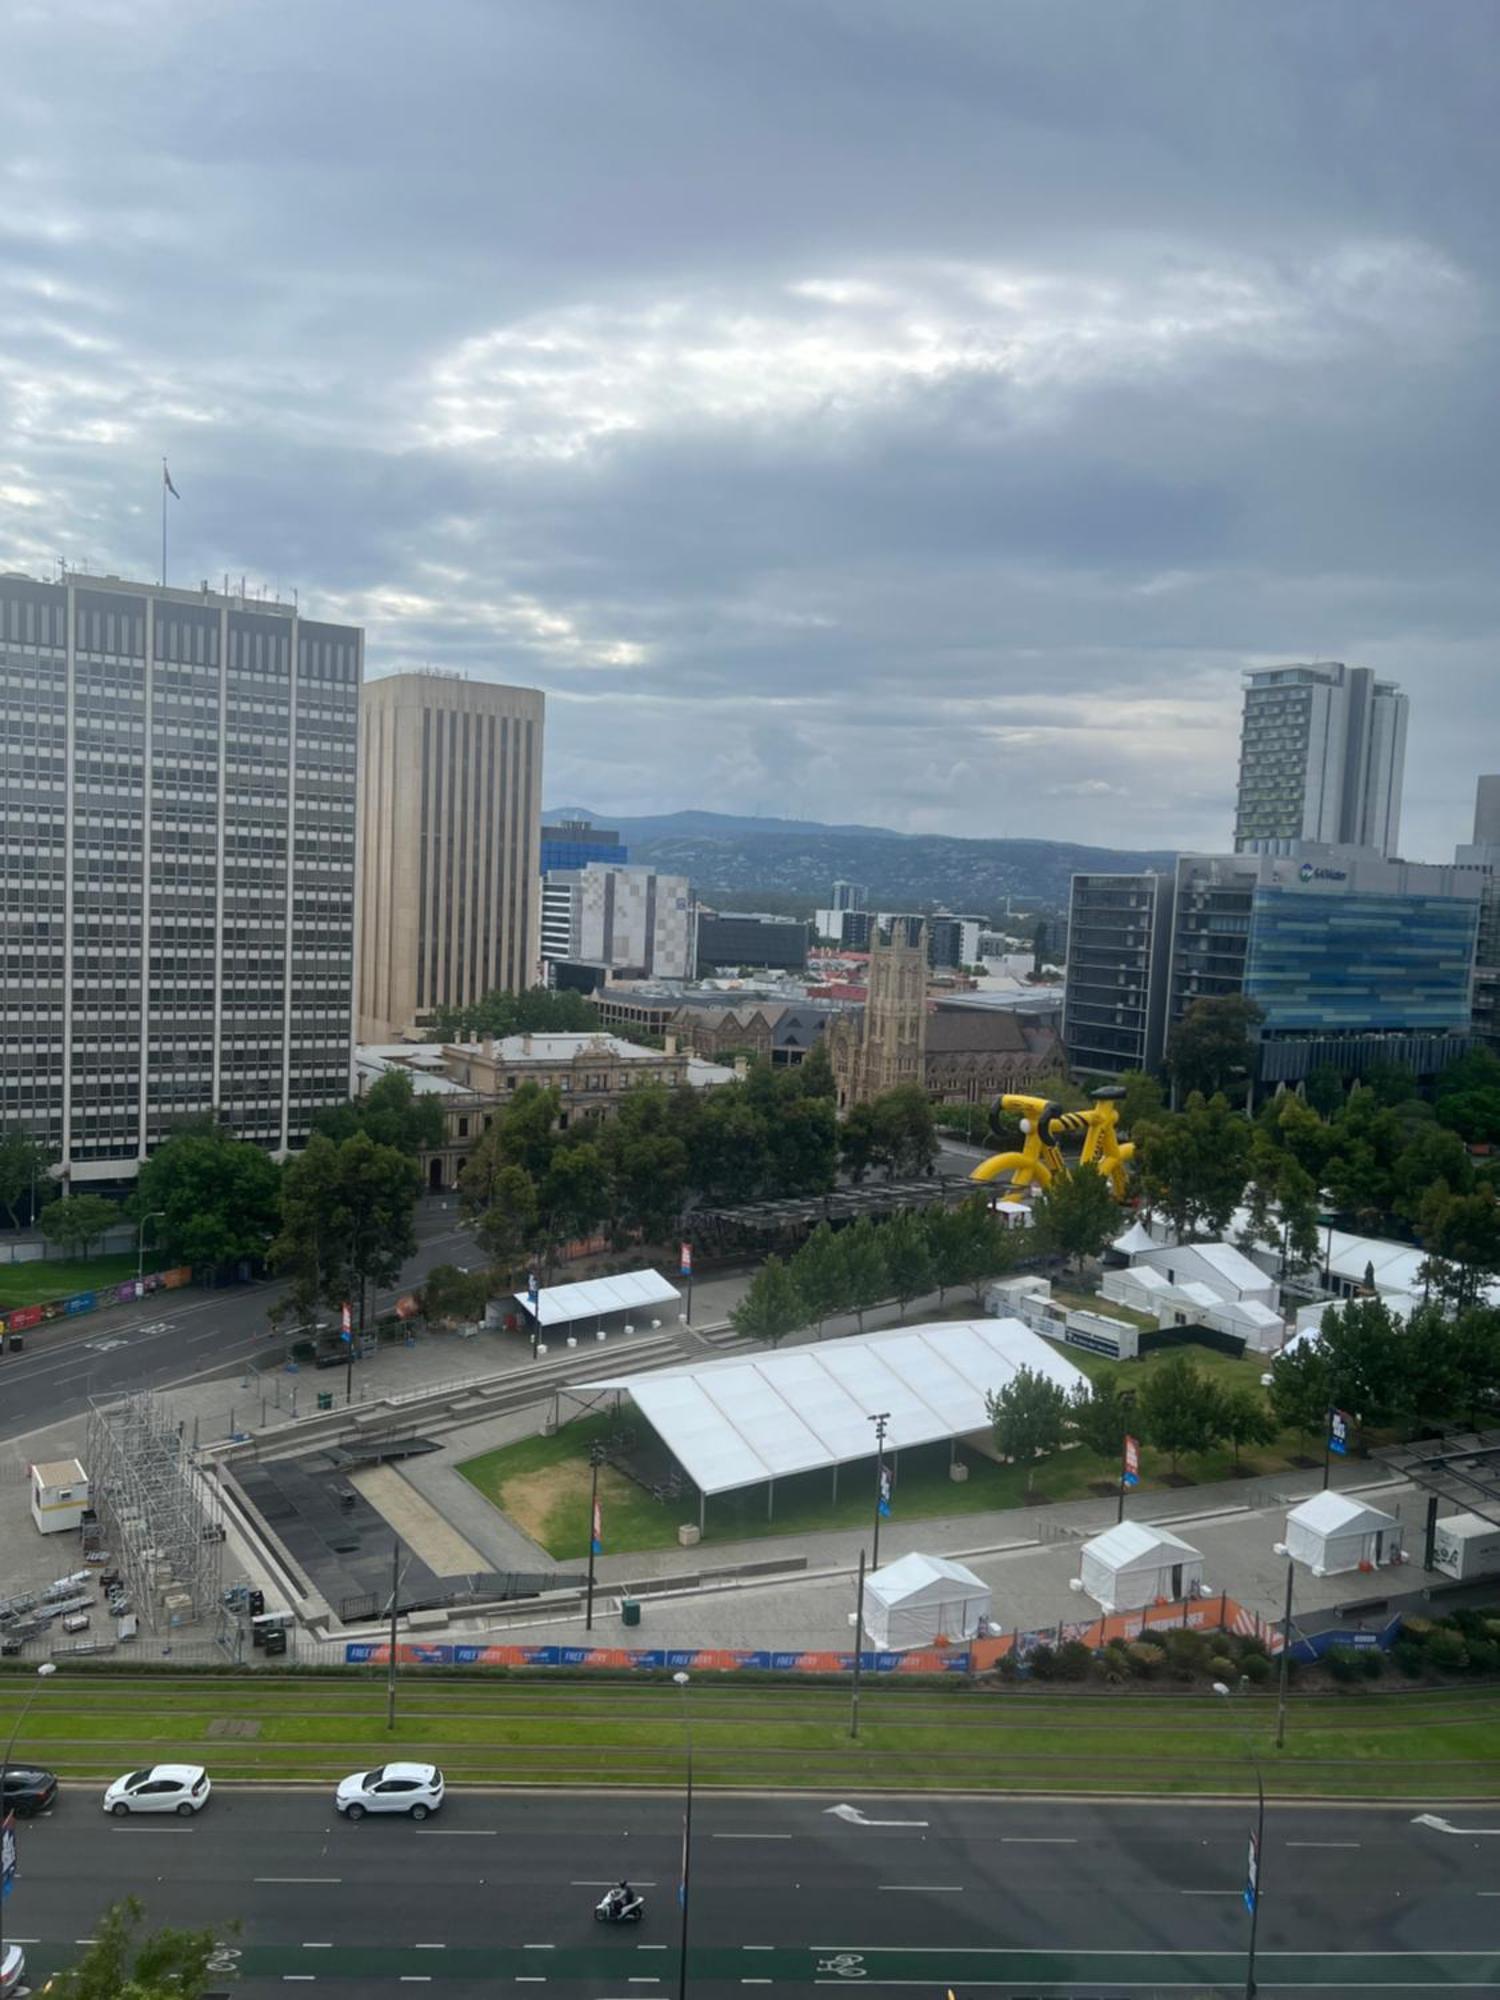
[862,1553,992,1650]
[1283,1491,1403,1576]
[1078,1521,1204,1613]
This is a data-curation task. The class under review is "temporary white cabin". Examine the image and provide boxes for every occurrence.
[861,1553,992,1650]
[30,1457,90,1535]
[1283,1490,1403,1577]
[1077,1520,1204,1613]
[1431,1512,1500,1583]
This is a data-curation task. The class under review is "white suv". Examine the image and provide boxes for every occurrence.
[335,1761,445,1821]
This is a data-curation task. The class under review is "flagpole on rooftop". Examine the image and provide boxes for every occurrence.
[161,459,167,585]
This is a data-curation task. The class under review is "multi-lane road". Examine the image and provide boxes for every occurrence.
[0,1202,476,1444]
[4,1790,1497,1996]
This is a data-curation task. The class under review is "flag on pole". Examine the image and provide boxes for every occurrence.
[1122,1434,1140,1489]
[878,1462,892,1518]
[340,1300,353,1345]
[163,460,181,499]
[591,1499,603,1557]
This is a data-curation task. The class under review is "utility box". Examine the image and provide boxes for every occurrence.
[30,1457,90,1535]
[1431,1512,1500,1582]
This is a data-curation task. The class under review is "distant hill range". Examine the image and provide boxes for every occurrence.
[544,808,1175,914]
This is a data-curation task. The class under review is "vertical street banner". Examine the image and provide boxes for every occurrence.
[340,1300,353,1345]
[1122,1434,1140,1488]
[2,1807,16,1902]
[591,1499,603,1557]
[878,1462,892,1518]
[1328,1407,1351,1456]
[679,1241,693,1278]
[1244,1828,1259,1914]
[527,1271,540,1314]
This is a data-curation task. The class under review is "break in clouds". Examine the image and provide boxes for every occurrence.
[2,0,1497,853]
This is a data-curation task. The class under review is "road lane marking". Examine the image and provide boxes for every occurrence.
[303,1943,332,1949]
[744,1945,774,1951]
[572,1879,657,1886]
[1181,1888,1240,1895]
[524,1944,555,1950]
[418,1827,497,1835]
[1001,1836,1076,1844]
[879,1883,963,1892]
[414,1942,447,1948]
[713,1832,791,1840]
[1287,1840,1359,1848]
[516,1979,546,1984]
[255,1876,342,1883]
[1413,1812,1500,1836]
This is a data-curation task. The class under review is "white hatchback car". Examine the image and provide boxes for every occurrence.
[335,1761,444,1821]
[103,1764,212,1817]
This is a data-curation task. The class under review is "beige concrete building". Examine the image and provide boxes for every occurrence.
[357,672,544,1041]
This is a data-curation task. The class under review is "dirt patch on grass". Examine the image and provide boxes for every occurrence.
[497,1461,588,1549]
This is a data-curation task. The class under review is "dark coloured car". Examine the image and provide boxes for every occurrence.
[2,1764,58,1815]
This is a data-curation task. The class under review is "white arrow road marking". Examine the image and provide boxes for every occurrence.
[825,1803,929,1828]
[1412,1813,1500,1835]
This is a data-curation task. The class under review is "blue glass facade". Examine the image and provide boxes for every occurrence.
[540,832,627,873]
[1245,887,1478,1033]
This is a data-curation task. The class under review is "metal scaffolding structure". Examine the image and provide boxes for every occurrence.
[85,1390,225,1632]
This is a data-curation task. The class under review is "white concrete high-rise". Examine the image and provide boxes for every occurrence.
[0,571,360,1180]
[1233,663,1408,857]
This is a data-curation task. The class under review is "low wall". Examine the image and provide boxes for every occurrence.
[345,1640,968,1673]
[0,1264,192,1342]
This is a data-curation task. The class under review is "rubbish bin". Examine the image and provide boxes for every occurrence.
[621,1597,641,1628]
[317,1391,334,1412]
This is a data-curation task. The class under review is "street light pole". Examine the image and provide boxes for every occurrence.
[136,1209,165,1287]
[386,1534,402,1732]
[671,1671,693,2000]
[585,1443,605,1632]
[1272,1544,1296,1751]
[849,1547,867,1740]
[1,1665,58,1971]
[870,1412,891,1572]
[1214,1679,1265,2000]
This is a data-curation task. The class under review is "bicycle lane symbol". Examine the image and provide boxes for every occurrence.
[817,1953,867,1977]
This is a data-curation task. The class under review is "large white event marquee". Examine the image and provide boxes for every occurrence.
[576,1318,1088,1498]
[514,1268,681,1330]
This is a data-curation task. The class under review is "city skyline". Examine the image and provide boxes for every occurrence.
[2,3,1498,860]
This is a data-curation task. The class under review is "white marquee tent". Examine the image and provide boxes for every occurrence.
[1283,1491,1403,1576]
[862,1553,992,1650]
[1078,1520,1205,1613]
[514,1268,680,1331]
[577,1318,1089,1510]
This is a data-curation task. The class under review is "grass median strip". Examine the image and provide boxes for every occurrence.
[3,1676,1497,1797]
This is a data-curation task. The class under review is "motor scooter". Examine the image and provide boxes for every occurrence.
[594,1887,645,1924]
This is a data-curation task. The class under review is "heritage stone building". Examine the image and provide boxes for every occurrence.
[828,918,929,1109]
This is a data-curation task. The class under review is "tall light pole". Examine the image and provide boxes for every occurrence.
[1271,1542,1296,1751]
[1213,1679,1265,2000]
[585,1442,605,1632]
[1,1665,58,1972]
[870,1412,891,1572]
[136,1209,165,1287]
[671,1671,693,2000]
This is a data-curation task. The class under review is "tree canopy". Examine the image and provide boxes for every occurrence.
[1164,994,1263,1100]
[41,1897,227,2000]
[313,1067,445,1157]
[426,984,602,1042]
[133,1126,281,1272]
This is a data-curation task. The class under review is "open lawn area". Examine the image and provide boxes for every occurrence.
[1,1670,1496,1798]
[0,1251,140,1309]
[457,1332,1318,1559]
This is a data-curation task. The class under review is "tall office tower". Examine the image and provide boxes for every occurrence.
[1062,873,1176,1079]
[566,863,695,979]
[357,672,543,1041]
[1233,663,1408,857]
[0,571,360,1180]
[1456,774,1500,1054]
[831,879,868,912]
[539,818,626,874]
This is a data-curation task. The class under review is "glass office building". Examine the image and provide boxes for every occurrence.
[1245,887,1479,1033]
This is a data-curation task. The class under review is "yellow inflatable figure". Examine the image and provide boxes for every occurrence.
[969,1085,1134,1200]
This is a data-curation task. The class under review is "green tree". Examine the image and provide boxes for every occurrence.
[927,1200,1018,1304]
[1268,1337,1333,1453]
[1029,1165,1119,1274]
[987,1365,1070,1461]
[43,1192,119,1259]
[1115,1071,1167,1136]
[839,1217,890,1330]
[42,1896,226,1999]
[272,1130,421,1338]
[839,1101,880,1184]
[1241,1115,1320,1279]
[730,1255,804,1348]
[794,1040,836,1100]
[604,1130,689,1243]
[538,1139,611,1249]
[1364,1061,1418,1109]
[1303,1066,1347,1118]
[1435,1046,1500,1145]
[427,984,601,1041]
[421,1262,491,1324]
[1432,1305,1500,1429]
[1135,1093,1251,1242]
[1138,1354,1224,1475]
[1164,995,1263,1101]
[465,1161,539,1275]
[869,1083,938,1178]
[1316,1295,1410,1431]
[1391,1124,1473,1229]
[1068,1376,1134,1460]
[1219,1385,1276,1469]
[1418,1186,1500,1312]
[879,1207,937,1309]
[313,1067,446,1157]
[133,1127,282,1274]
[0,1125,52,1229]
[789,1223,847,1336]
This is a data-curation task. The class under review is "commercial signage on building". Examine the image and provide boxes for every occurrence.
[1297,861,1348,883]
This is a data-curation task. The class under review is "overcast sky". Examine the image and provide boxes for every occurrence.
[2,1,1495,855]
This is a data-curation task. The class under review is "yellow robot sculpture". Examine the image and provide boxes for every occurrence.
[969,1084,1134,1200]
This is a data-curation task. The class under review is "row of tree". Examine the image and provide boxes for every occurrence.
[729,1200,1023,1345]
[1267,1295,1500,1445]
[986,1352,1277,1475]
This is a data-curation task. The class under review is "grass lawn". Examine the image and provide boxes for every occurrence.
[0,1251,140,1309]
[1,1672,1496,1797]
[1047,1284,1158,1331]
